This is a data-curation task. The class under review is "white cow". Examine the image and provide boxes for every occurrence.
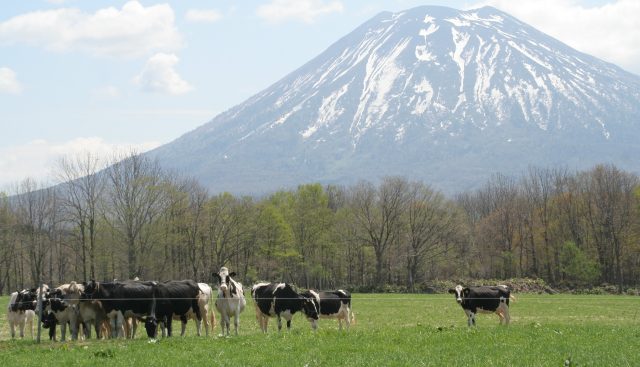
[7,291,35,339]
[214,267,246,336]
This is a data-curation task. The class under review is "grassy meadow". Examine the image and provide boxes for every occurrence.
[1,293,638,366]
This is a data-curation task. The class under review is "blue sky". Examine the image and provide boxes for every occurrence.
[0,0,638,188]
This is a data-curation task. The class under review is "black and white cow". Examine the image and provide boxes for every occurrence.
[301,289,354,330]
[82,280,158,339]
[155,279,202,338]
[448,285,513,326]
[214,267,246,336]
[251,282,318,332]
[8,290,36,339]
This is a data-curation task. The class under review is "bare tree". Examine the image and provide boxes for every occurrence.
[12,179,60,286]
[104,152,166,278]
[348,177,408,284]
[404,182,459,291]
[581,164,637,292]
[55,152,105,280]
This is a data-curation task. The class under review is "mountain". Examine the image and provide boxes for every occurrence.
[148,5,640,194]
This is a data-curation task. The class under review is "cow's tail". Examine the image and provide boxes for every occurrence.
[510,294,516,303]
[350,310,356,326]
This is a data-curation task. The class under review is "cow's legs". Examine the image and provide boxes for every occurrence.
[277,315,283,331]
[166,317,173,337]
[131,317,138,338]
[501,305,510,325]
[10,321,16,338]
[61,321,69,341]
[464,309,476,327]
[18,319,25,338]
[109,316,117,338]
[180,315,188,336]
[234,313,240,335]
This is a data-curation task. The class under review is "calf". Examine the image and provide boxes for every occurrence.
[214,267,246,336]
[448,285,513,326]
[302,289,354,330]
[251,282,318,332]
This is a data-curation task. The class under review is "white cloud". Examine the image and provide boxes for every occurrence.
[0,67,23,94]
[0,1,181,58]
[134,53,192,95]
[0,137,161,188]
[185,9,223,23]
[471,0,640,74]
[257,0,344,24]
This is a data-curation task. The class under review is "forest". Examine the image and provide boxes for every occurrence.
[1,152,638,294]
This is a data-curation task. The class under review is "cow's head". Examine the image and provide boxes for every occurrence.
[448,285,469,304]
[144,315,158,339]
[81,280,99,300]
[214,268,237,297]
[300,291,320,330]
[41,311,57,329]
[47,289,69,312]
[301,295,319,322]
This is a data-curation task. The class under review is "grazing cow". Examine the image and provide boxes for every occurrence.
[448,285,513,326]
[302,289,355,330]
[82,280,158,339]
[154,280,202,338]
[8,290,36,339]
[214,267,246,336]
[251,282,318,332]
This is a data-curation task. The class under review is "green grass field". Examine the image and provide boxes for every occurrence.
[1,294,638,366]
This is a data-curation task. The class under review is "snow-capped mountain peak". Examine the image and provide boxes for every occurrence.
[150,6,640,194]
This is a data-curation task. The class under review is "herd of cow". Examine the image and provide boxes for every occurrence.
[6,267,514,341]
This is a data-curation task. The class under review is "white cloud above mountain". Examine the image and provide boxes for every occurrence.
[133,53,192,95]
[257,0,344,24]
[473,0,640,74]
[0,1,181,58]
[0,137,160,188]
[0,67,23,94]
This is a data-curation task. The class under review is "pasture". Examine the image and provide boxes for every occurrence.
[1,293,638,366]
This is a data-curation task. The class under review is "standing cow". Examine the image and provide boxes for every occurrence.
[167,282,213,336]
[302,289,355,330]
[8,290,36,339]
[214,267,246,336]
[448,285,513,326]
[251,282,318,332]
[155,279,202,337]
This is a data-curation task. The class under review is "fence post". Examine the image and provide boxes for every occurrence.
[36,282,44,343]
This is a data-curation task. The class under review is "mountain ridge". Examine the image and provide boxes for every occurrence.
[148,5,640,195]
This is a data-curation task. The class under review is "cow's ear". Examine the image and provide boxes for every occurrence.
[463,288,470,296]
[213,273,221,283]
[448,288,456,294]
[229,272,236,277]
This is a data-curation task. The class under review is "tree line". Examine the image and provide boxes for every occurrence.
[1,152,638,294]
